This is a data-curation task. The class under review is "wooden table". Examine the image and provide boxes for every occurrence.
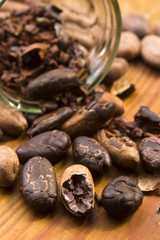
[1,0,160,239]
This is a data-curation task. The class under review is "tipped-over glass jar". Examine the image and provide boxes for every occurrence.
[0,0,121,113]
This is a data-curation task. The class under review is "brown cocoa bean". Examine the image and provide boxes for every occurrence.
[104,57,129,85]
[117,32,140,61]
[94,91,125,117]
[0,102,28,135]
[20,156,58,212]
[60,164,95,216]
[62,101,116,138]
[154,21,160,36]
[16,130,71,164]
[72,136,111,175]
[0,146,20,187]
[28,107,75,137]
[122,14,151,39]
[25,68,79,99]
[141,35,160,70]
[101,176,143,218]
[97,129,140,169]
[0,128,3,139]
[39,100,59,114]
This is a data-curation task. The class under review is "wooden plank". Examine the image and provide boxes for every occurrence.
[0,0,160,240]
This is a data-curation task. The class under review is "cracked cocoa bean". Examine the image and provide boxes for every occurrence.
[72,136,111,175]
[28,107,75,137]
[97,129,140,169]
[0,146,20,187]
[60,164,95,216]
[25,68,79,99]
[20,156,58,212]
[16,130,71,164]
[138,137,160,173]
[117,31,140,61]
[0,102,28,135]
[101,176,143,218]
[62,101,116,138]
[122,14,151,39]
[94,91,125,117]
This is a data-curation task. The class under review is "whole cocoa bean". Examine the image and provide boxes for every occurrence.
[138,137,160,173]
[16,130,71,164]
[25,68,79,99]
[60,164,95,216]
[101,176,143,218]
[62,101,116,138]
[39,100,59,114]
[28,107,75,137]
[0,102,28,135]
[72,136,111,175]
[20,156,58,212]
[104,57,129,85]
[0,146,20,187]
[122,14,151,39]
[97,129,140,169]
[94,91,125,117]
[117,32,140,61]
[141,35,160,70]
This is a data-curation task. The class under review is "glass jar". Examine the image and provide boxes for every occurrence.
[0,0,121,113]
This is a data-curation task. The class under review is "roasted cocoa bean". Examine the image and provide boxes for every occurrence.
[103,57,129,85]
[16,130,71,164]
[0,128,3,139]
[20,156,58,212]
[60,164,95,216]
[24,113,42,127]
[97,129,140,169]
[122,14,151,39]
[62,101,116,138]
[94,91,125,117]
[117,31,140,61]
[39,100,59,114]
[0,146,20,187]
[25,68,79,99]
[110,79,135,99]
[138,137,160,173]
[0,102,28,135]
[72,136,111,175]
[101,176,143,218]
[28,107,75,137]
[141,35,160,70]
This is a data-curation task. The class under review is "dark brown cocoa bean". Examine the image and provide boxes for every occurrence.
[110,78,135,98]
[72,136,111,175]
[101,176,143,218]
[104,57,129,85]
[24,113,42,127]
[0,146,20,187]
[25,68,79,99]
[62,101,116,138]
[39,100,59,114]
[60,164,95,216]
[138,137,160,173]
[134,106,160,134]
[28,107,75,137]
[117,32,140,61]
[94,91,125,117]
[122,14,151,39]
[141,35,160,70]
[0,102,28,135]
[97,129,140,169]
[16,130,71,164]
[20,156,58,212]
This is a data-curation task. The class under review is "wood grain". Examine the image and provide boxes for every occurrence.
[1,0,160,239]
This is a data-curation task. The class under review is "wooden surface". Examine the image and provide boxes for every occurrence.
[1,0,160,239]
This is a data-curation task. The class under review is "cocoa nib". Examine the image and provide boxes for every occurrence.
[28,107,75,137]
[138,137,160,173]
[60,164,95,216]
[72,136,111,175]
[101,176,143,218]
[20,156,58,212]
[62,101,116,138]
[16,130,71,164]
[25,68,80,99]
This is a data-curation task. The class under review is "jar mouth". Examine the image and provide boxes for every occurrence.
[0,0,121,113]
